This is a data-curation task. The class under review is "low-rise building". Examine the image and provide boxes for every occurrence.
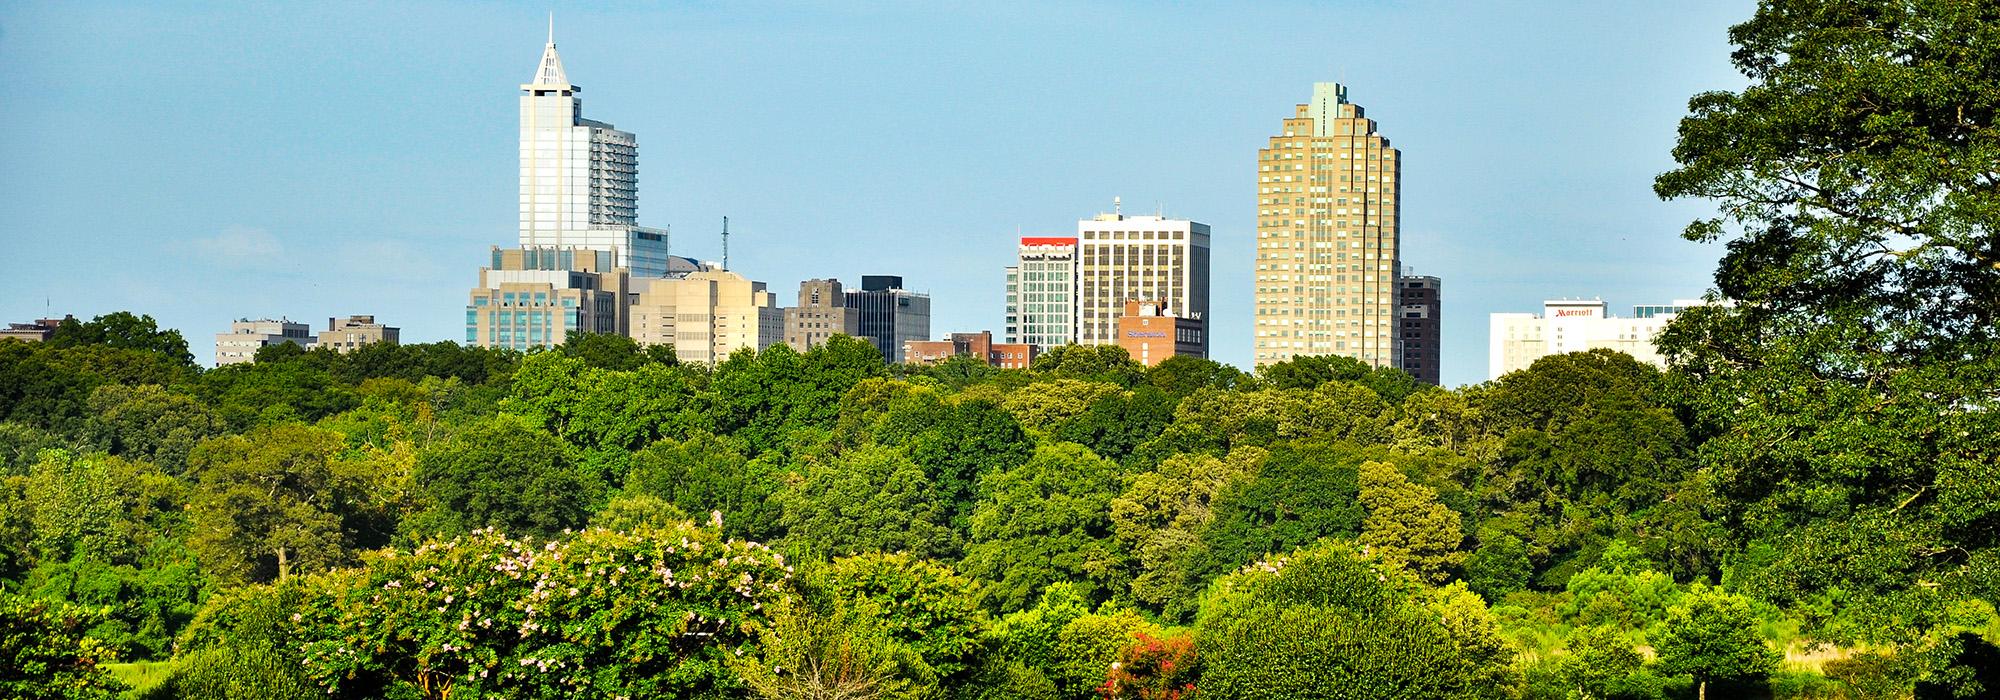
[215,318,314,366]
[0,316,71,344]
[466,246,631,351]
[630,268,785,363]
[1488,298,1702,380]
[1114,300,1203,367]
[784,279,860,353]
[904,330,1038,369]
[318,315,400,353]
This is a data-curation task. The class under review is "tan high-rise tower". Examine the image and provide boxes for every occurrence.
[1253,83,1402,368]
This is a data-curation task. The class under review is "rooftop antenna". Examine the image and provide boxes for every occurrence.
[547,12,554,44]
[1113,196,1122,217]
[721,216,731,270]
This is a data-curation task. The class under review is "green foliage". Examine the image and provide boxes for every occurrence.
[734,598,934,700]
[1913,632,2000,700]
[556,332,672,370]
[409,415,602,541]
[1028,345,1144,387]
[1046,609,1160,700]
[988,583,1091,673]
[1559,543,1685,635]
[1540,626,1669,700]
[300,524,793,699]
[875,394,1033,528]
[192,358,360,430]
[711,338,886,453]
[1112,448,1265,619]
[1001,379,1125,430]
[82,385,223,476]
[505,351,711,454]
[1821,650,1914,700]
[1357,460,1466,583]
[1144,356,1249,399]
[47,312,195,368]
[1260,353,1420,403]
[777,444,959,560]
[187,425,380,583]
[0,590,126,699]
[963,443,1129,611]
[1654,0,2000,644]
[589,493,689,532]
[27,450,129,563]
[1464,535,1531,602]
[1195,542,1514,700]
[625,432,780,540]
[1052,386,1175,463]
[816,553,989,680]
[1198,443,1368,586]
[26,554,207,661]
[167,645,319,700]
[1652,586,1782,695]
[104,660,177,699]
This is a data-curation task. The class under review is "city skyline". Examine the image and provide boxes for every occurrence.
[0,1,1747,385]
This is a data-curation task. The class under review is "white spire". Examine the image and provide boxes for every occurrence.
[530,16,570,88]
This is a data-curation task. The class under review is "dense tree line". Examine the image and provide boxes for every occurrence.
[6,0,2000,697]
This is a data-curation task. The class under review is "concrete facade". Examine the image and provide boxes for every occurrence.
[214,318,314,366]
[318,315,400,353]
[631,268,785,364]
[466,246,630,351]
[784,278,860,353]
[1075,208,1210,358]
[1488,299,1702,380]
[1254,82,1402,369]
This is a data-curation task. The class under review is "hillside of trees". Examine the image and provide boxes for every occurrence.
[7,0,2000,698]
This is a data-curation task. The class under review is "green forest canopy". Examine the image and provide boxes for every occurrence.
[5,0,2000,697]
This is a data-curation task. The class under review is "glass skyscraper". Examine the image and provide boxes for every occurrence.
[518,32,671,276]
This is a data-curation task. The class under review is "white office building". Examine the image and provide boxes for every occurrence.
[1488,299,1703,380]
[214,318,314,366]
[519,30,671,276]
[1074,203,1211,357]
[1004,236,1079,348]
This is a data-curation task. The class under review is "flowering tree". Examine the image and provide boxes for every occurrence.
[299,522,794,699]
[1098,631,1197,700]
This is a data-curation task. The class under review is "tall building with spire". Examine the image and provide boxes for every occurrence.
[1253,83,1402,368]
[518,26,671,276]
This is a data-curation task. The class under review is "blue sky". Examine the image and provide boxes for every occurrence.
[0,1,1750,385]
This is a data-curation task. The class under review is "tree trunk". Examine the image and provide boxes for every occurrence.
[276,546,291,581]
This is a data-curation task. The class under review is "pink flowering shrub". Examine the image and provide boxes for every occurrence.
[1098,631,1199,700]
[299,522,794,699]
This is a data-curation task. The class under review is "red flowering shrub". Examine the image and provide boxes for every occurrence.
[1099,630,1198,700]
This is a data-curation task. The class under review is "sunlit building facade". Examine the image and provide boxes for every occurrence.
[1254,82,1402,368]
[518,31,671,276]
[1488,299,1704,380]
[1076,208,1210,358]
[1004,237,1078,348]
